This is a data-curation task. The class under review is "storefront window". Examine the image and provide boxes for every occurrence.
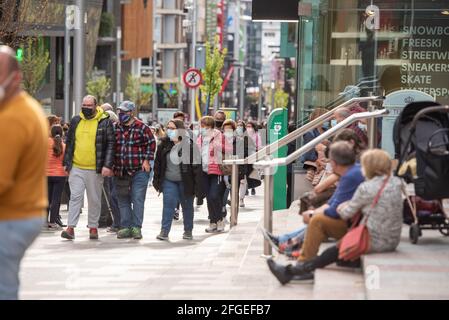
[296,0,449,123]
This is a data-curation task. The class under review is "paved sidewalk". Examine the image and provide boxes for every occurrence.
[20,186,313,300]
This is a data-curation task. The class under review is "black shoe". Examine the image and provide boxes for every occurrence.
[251,189,256,196]
[287,261,314,276]
[267,258,293,285]
[55,217,67,228]
[260,228,280,252]
[336,259,361,268]
[245,190,249,196]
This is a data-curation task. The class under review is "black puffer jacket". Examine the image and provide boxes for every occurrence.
[63,112,115,173]
[153,136,204,198]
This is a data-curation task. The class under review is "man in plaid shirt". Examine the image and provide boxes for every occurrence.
[114,101,156,240]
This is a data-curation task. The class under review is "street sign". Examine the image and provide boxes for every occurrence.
[267,108,288,210]
[183,68,203,89]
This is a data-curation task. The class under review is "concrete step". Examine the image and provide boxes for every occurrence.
[313,266,365,300]
[361,226,449,300]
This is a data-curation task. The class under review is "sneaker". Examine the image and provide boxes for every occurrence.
[239,199,245,207]
[291,272,315,283]
[216,219,225,232]
[183,231,193,240]
[205,222,217,233]
[156,230,169,241]
[260,228,280,252]
[117,227,133,239]
[251,189,256,196]
[89,228,99,240]
[173,209,180,221]
[131,227,143,240]
[61,227,75,240]
[48,223,63,231]
[55,217,67,228]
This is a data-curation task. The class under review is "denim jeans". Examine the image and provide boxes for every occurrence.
[0,217,43,300]
[201,173,226,223]
[278,225,307,244]
[161,179,194,233]
[115,171,150,228]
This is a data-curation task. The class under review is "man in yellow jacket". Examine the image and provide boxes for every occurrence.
[0,46,48,300]
[61,95,115,240]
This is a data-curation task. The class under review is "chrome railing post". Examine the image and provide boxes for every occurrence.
[230,163,239,228]
[262,167,274,257]
[367,92,377,148]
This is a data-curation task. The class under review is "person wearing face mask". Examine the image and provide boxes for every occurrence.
[113,101,156,240]
[214,110,227,131]
[197,116,232,233]
[153,119,204,240]
[245,121,262,196]
[234,120,256,208]
[0,46,48,300]
[61,95,115,241]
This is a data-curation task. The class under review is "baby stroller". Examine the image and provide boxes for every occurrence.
[393,101,449,244]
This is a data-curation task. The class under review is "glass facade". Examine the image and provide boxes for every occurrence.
[295,0,449,123]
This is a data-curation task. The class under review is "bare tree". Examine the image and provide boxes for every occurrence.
[0,0,50,48]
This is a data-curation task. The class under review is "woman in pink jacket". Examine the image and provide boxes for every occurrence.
[197,116,233,233]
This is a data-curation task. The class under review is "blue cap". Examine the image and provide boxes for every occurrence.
[118,100,136,112]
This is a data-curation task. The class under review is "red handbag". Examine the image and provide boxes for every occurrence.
[338,176,390,261]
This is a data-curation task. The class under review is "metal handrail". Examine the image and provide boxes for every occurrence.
[253,109,388,169]
[224,96,384,166]
[258,108,388,257]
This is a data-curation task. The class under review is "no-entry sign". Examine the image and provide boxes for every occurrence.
[183,68,203,89]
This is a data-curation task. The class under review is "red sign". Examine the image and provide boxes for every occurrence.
[183,68,203,89]
[219,65,234,96]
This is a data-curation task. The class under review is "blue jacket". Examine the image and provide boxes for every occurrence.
[324,163,365,219]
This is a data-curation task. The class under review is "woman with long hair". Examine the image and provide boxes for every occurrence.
[45,125,68,230]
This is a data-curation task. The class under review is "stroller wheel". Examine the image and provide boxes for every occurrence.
[409,224,420,244]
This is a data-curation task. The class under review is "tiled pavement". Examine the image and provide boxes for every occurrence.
[19,185,314,300]
[19,186,449,300]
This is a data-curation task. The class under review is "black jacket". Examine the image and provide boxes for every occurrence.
[63,113,115,173]
[153,136,205,198]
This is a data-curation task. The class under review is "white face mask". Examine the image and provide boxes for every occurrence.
[0,73,16,103]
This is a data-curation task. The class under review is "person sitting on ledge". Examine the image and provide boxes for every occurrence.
[267,149,403,284]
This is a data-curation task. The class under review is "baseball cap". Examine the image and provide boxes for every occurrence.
[118,100,136,112]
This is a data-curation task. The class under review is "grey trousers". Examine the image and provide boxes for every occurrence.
[67,167,104,228]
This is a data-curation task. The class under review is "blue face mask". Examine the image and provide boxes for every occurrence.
[119,112,131,124]
[322,122,330,130]
[358,122,367,131]
[166,129,177,141]
[236,127,244,136]
[330,119,338,127]
[224,131,234,139]
[201,128,209,137]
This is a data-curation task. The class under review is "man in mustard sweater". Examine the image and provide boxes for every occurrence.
[0,46,48,300]
[61,95,115,240]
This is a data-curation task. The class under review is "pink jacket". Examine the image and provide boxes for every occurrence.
[197,129,233,176]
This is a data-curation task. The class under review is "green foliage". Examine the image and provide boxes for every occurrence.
[125,74,152,111]
[274,87,289,108]
[20,37,51,97]
[99,12,115,37]
[200,36,227,105]
[86,69,111,105]
[162,83,179,108]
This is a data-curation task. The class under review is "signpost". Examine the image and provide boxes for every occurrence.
[267,108,288,210]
